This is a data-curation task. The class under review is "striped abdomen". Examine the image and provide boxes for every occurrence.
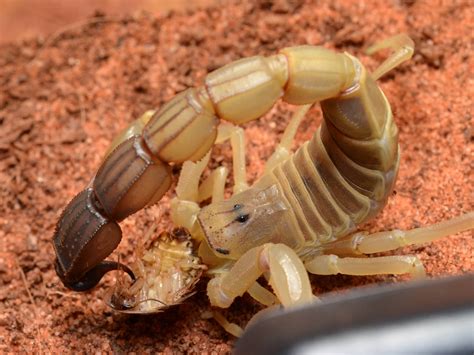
[270,61,400,251]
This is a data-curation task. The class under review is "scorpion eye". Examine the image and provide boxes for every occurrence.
[235,213,249,223]
[233,204,242,210]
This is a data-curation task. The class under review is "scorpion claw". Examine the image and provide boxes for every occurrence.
[56,260,135,292]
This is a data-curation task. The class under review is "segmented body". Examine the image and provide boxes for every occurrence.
[54,44,359,289]
[262,59,399,257]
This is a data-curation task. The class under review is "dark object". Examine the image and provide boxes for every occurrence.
[53,135,171,291]
[236,274,474,355]
[54,259,135,291]
[53,187,131,291]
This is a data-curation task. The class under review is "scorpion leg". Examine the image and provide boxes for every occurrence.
[103,110,156,159]
[171,152,211,232]
[171,123,249,230]
[207,243,314,309]
[195,123,242,204]
[305,213,473,279]
[247,281,278,307]
[199,122,250,202]
[197,166,228,203]
[207,243,313,337]
[264,104,312,173]
[175,151,211,202]
[366,33,415,80]
[216,123,249,194]
[213,303,282,337]
[305,254,426,279]
[212,311,245,337]
[320,212,474,256]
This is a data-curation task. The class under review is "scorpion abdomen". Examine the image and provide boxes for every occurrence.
[268,58,400,249]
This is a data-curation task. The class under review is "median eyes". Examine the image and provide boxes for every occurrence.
[235,213,249,223]
[232,204,249,223]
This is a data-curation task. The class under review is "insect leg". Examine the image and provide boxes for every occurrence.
[305,254,426,279]
[320,212,474,256]
[264,104,312,173]
[366,33,415,80]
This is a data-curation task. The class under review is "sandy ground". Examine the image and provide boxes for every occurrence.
[0,0,217,44]
[0,0,472,353]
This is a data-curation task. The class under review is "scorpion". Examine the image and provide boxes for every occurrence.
[53,34,474,336]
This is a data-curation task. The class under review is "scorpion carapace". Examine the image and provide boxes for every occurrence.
[198,184,290,259]
[52,34,474,336]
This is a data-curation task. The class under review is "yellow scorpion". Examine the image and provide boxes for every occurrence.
[53,34,474,336]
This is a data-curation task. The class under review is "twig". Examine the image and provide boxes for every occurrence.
[16,257,36,308]
[15,257,45,353]
[30,15,115,64]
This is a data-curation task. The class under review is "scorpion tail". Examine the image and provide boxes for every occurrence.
[55,259,135,292]
[366,34,414,80]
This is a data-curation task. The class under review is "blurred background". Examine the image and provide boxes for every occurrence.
[0,0,218,44]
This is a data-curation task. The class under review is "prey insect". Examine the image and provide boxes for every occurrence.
[53,34,474,336]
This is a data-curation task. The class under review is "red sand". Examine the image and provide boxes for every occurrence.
[0,0,472,352]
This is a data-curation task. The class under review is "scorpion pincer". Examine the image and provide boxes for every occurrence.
[53,34,474,335]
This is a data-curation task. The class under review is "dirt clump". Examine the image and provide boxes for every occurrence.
[0,0,472,352]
